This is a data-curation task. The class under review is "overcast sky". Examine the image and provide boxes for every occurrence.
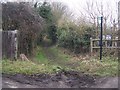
[50,0,119,26]
[1,0,120,25]
[51,0,119,19]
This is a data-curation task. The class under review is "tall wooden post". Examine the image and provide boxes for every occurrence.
[118,2,120,89]
[14,30,18,60]
[118,2,120,47]
[118,1,120,35]
[90,37,93,54]
[0,3,2,60]
[0,30,1,90]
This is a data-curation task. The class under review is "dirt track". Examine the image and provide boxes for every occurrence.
[2,71,119,88]
[2,71,95,88]
[91,77,118,88]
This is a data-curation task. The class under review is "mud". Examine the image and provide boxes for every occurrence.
[2,71,96,88]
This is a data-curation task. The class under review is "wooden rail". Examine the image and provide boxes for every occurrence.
[90,38,120,53]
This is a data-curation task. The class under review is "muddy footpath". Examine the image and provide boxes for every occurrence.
[2,71,118,88]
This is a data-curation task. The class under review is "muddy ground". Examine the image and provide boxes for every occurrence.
[2,71,118,88]
[2,71,96,88]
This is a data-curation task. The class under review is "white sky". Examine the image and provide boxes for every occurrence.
[51,0,119,17]
[1,0,120,25]
[50,0,120,25]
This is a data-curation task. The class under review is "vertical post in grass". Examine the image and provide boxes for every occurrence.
[98,16,103,61]
[100,17,103,61]
[14,30,18,60]
[90,37,93,54]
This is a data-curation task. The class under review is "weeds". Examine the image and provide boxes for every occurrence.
[2,46,118,76]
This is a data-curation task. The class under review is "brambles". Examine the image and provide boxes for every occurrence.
[2,2,44,56]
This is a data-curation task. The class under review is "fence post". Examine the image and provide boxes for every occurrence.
[90,37,93,54]
[14,30,18,60]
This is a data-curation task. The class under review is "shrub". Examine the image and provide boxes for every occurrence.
[2,2,44,56]
[37,2,57,44]
[57,25,94,54]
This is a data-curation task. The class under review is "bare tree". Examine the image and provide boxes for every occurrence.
[2,2,44,56]
[79,0,118,38]
[50,2,74,27]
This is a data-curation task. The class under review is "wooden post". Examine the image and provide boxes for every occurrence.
[0,31,2,60]
[14,30,18,60]
[118,1,120,62]
[90,37,93,54]
[2,30,18,60]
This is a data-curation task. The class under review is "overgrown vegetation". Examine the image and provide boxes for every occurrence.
[2,1,118,78]
[34,46,70,65]
[35,1,96,53]
[2,1,117,56]
[2,2,44,56]
[36,2,57,45]
[76,57,118,76]
[57,24,95,53]
[2,46,118,76]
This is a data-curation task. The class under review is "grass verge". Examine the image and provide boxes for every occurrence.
[76,57,118,76]
[2,60,65,75]
[2,46,118,76]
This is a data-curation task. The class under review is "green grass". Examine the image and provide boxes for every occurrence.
[1,46,70,75]
[2,60,45,74]
[2,57,118,76]
[2,59,64,75]
[76,57,118,76]
[2,46,118,76]
[35,47,48,63]
[0,60,2,73]
[49,46,70,61]
[34,46,70,66]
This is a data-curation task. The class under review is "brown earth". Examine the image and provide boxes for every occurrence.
[2,71,119,88]
[2,71,96,88]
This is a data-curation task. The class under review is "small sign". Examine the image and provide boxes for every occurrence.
[98,17,101,24]
[106,35,112,40]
